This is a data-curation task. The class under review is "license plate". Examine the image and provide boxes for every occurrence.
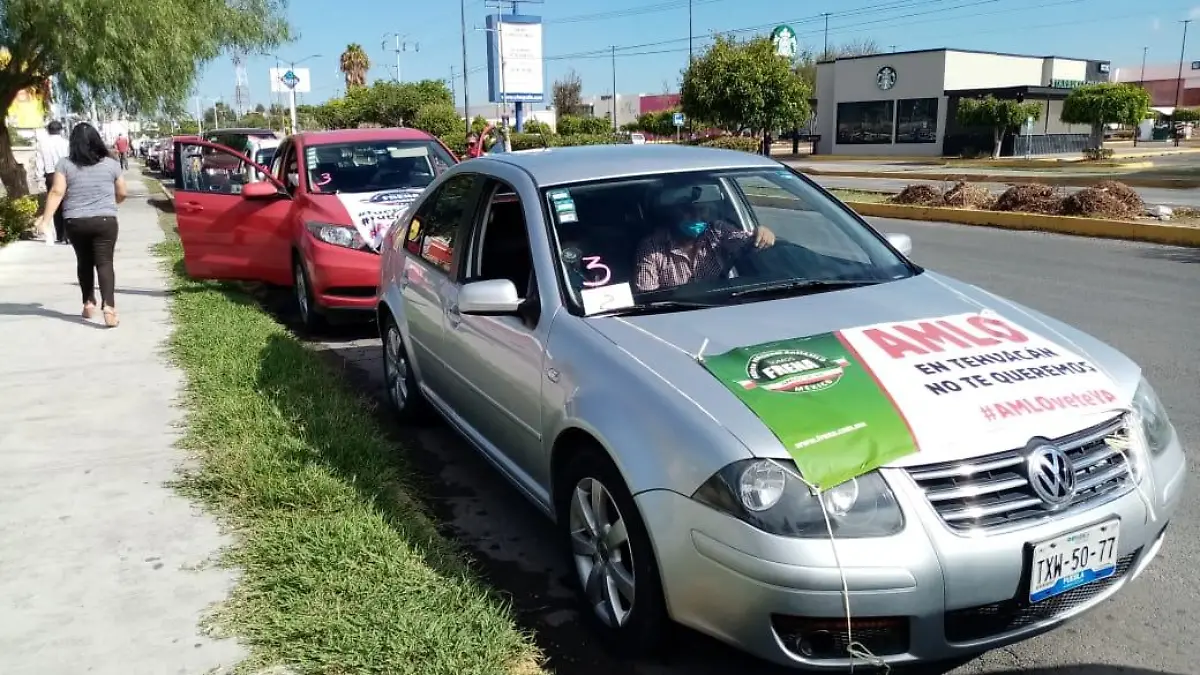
[1029,519,1120,604]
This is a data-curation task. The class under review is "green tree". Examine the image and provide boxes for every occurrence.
[1174,108,1200,123]
[680,35,811,146]
[470,115,490,134]
[956,95,1043,159]
[552,69,583,120]
[558,115,610,135]
[237,111,270,129]
[1060,83,1152,149]
[0,0,288,196]
[411,103,462,138]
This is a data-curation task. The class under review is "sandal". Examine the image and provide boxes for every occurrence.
[82,302,97,319]
[102,306,119,328]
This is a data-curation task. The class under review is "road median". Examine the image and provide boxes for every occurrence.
[801,168,1198,190]
[846,201,1200,247]
[147,181,543,675]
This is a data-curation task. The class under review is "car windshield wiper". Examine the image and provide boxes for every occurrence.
[589,300,720,317]
[728,279,881,299]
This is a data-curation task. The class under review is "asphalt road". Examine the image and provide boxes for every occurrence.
[283,219,1198,675]
[807,174,1200,209]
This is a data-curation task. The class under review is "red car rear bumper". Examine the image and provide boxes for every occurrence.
[300,238,380,311]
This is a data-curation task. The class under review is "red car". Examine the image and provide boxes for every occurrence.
[171,127,458,331]
[164,135,200,176]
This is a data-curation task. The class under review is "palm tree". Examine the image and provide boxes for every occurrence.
[339,43,370,90]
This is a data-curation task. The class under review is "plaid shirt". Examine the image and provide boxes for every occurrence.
[633,221,753,292]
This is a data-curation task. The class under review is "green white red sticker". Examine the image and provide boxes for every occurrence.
[702,311,1122,490]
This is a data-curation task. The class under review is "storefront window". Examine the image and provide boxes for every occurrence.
[896,98,939,144]
[836,101,895,144]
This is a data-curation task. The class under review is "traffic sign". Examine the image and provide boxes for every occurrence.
[280,70,300,90]
[673,112,685,127]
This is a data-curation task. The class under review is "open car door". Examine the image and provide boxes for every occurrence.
[172,139,291,282]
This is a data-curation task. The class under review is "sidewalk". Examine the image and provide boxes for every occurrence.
[0,171,245,673]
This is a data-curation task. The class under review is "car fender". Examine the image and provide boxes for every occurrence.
[543,318,755,500]
[376,254,434,384]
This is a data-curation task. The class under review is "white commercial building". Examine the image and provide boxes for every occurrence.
[814,48,1111,157]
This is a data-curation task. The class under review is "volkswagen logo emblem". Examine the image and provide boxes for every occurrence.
[1026,444,1077,509]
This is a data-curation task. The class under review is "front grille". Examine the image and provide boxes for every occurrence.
[906,415,1132,532]
[945,549,1139,643]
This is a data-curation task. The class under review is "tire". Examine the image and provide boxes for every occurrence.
[380,315,434,425]
[556,445,670,657]
[293,256,327,334]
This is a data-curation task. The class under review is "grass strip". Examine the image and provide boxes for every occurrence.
[827,188,891,204]
[147,179,543,675]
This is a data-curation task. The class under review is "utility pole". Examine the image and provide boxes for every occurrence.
[1139,46,1148,84]
[461,0,471,136]
[822,13,831,58]
[382,33,419,82]
[889,45,897,53]
[688,0,693,62]
[1174,20,1191,147]
[450,66,457,105]
[611,45,618,132]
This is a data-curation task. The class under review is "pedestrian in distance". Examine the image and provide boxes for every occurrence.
[36,120,70,245]
[114,133,131,170]
[37,122,128,328]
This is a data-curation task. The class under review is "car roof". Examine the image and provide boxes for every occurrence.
[206,127,277,136]
[297,127,437,145]
[471,144,779,186]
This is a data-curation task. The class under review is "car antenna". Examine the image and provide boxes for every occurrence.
[693,338,709,363]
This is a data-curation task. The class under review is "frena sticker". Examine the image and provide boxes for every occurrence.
[739,349,851,393]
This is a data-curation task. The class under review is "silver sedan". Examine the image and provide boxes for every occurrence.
[374,144,1185,669]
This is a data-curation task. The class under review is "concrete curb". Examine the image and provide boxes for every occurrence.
[802,168,1200,190]
[845,201,1200,247]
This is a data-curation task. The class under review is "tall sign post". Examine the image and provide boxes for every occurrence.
[484,6,544,133]
[673,111,685,142]
[270,66,311,133]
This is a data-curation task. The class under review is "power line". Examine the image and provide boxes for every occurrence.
[542,0,732,25]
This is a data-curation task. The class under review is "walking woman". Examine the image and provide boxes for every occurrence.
[37,122,127,328]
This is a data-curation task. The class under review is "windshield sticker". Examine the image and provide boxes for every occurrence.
[548,189,578,224]
[580,282,634,315]
[702,311,1123,490]
[407,217,422,242]
[335,188,425,251]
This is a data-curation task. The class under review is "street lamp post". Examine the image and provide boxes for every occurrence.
[1173,20,1191,147]
[461,0,471,136]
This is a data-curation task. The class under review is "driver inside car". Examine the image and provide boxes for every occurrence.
[632,188,775,292]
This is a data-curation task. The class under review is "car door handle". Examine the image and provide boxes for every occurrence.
[180,201,204,213]
[399,269,410,289]
[446,303,461,327]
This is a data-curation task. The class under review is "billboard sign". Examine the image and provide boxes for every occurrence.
[486,14,545,103]
[270,67,311,93]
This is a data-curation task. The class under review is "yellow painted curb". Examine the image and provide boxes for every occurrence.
[801,168,1200,190]
[845,201,1200,247]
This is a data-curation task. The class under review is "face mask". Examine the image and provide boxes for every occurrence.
[675,220,708,239]
[287,172,299,187]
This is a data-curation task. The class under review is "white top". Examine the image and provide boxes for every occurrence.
[36,134,69,176]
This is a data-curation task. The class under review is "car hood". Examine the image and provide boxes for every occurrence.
[585,272,1141,469]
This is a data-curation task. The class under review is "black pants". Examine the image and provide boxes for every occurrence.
[117,152,128,170]
[65,216,119,309]
[44,174,68,242]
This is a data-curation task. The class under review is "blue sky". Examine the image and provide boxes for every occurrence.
[195,0,1200,109]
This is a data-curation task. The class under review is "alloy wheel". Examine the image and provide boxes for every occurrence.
[294,262,310,322]
[569,476,636,628]
[384,323,409,411]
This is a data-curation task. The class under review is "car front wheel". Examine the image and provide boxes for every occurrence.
[557,445,669,657]
[293,257,326,333]
[381,316,433,424]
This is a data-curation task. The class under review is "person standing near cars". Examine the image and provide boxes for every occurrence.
[37,122,128,328]
[114,133,131,170]
[36,121,71,244]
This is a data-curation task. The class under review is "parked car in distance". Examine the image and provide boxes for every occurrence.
[147,138,173,172]
[163,135,200,177]
[171,127,458,331]
[374,144,1185,670]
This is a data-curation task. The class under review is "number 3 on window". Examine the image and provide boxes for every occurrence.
[581,255,611,288]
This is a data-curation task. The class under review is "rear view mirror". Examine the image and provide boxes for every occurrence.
[886,232,913,256]
[242,181,280,200]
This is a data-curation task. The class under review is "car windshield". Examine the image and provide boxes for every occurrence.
[305,140,455,194]
[543,168,917,315]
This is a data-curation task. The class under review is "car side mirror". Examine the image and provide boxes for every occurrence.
[458,279,523,315]
[242,181,281,200]
[886,232,913,257]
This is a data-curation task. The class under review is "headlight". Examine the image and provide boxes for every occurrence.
[1132,377,1175,457]
[692,459,904,538]
[305,221,368,251]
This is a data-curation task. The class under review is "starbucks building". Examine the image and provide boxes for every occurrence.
[811,48,1111,157]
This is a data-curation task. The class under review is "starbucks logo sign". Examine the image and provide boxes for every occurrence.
[876,66,897,91]
[770,25,798,60]
[739,349,851,393]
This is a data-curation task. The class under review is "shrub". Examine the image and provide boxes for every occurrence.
[410,103,463,140]
[1082,147,1115,161]
[439,135,468,157]
[508,133,621,150]
[0,195,39,245]
[521,119,552,135]
[557,115,612,135]
[992,184,1064,214]
[698,136,761,153]
[891,184,944,206]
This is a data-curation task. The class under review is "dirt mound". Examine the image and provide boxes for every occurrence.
[1092,180,1145,213]
[890,184,943,206]
[992,184,1063,215]
[942,181,994,209]
[1061,187,1140,220]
